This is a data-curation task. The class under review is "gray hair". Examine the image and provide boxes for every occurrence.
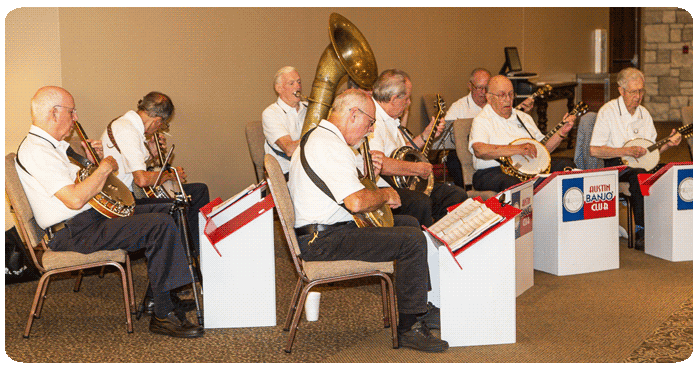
[469,68,491,83]
[137,91,174,122]
[274,66,298,88]
[372,69,411,103]
[330,89,371,116]
[617,67,645,89]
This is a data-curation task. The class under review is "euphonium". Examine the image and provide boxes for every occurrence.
[300,13,379,137]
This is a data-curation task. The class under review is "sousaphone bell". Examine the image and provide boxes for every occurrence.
[300,13,378,136]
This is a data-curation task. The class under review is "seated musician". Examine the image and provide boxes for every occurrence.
[469,75,576,193]
[288,88,447,352]
[101,92,209,249]
[369,69,469,226]
[262,66,307,177]
[590,67,681,250]
[440,68,534,188]
[15,86,203,338]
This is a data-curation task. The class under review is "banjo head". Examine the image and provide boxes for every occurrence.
[622,138,659,171]
[508,138,551,174]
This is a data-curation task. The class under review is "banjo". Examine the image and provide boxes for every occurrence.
[353,138,394,228]
[514,84,552,110]
[389,94,446,195]
[133,132,181,199]
[621,123,693,171]
[72,122,135,218]
[498,102,589,181]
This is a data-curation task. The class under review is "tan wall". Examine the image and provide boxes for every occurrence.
[5,7,608,224]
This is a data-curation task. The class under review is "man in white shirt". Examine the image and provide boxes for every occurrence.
[288,89,448,353]
[590,67,681,250]
[469,75,575,193]
[101,92,210,257]
[441,68,534,187]
[15,86,203,338]
[369,69,469,227]
[262,66,308,176]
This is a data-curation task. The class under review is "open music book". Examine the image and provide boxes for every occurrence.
[428,198,505,252]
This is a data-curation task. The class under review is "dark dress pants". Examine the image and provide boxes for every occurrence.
[134,182,210,255]
[392,183,469,227]
[48,204,192,297]
[297,215,429,315]
[605,158,652,228]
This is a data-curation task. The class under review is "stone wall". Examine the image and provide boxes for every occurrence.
[641,7,693,121]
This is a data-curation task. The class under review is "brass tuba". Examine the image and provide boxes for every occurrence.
[300,13,378,137]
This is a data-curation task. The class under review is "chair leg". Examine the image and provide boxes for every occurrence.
[73,270,84,292]
[111,262,134,334]
[24,273,51,338]
[98,266,106,278]
[125,256,136,314]
[283,278,304,331]
[380,279,390,328]
[285,283,315,353]
[35,274,52,319]
[380,274,399,349]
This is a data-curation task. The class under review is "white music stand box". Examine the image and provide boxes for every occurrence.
[198,182,276,329]
[497,179,536,296]
[425,198,520,347]
[640,162,693,262]
[532,168,621,276]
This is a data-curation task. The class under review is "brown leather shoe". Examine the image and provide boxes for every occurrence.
[398,321,449,352]
[149,311,204,338]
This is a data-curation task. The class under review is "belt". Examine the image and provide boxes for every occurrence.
[295,221,353,237]
[44,221,67,241]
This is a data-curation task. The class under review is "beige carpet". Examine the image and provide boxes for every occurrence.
[4,224,692,363]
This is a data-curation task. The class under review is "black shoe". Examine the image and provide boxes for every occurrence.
[398,321,449,353]
[137,295,196,319]
[635,236,645,251]
[149,311,204,338]
[416,302,440,330]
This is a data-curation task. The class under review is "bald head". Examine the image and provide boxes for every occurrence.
[328,89,375,146]
[30,86,77,140]
[487,75,515,119]
[31,86,72,125]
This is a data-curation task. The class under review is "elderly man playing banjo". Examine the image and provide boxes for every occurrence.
[590,67,682,250]
[469,75,576,193]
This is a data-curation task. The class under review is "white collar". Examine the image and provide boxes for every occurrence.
[373,98,399,126]
[28,125,65,149]
[276,97,306,114]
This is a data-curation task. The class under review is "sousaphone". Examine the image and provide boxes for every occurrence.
[300,13,378,137]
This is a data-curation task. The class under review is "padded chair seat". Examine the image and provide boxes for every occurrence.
[302,260,394,281]
[42,249,128,271]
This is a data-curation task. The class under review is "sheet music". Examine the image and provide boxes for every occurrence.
[429,198,505,252]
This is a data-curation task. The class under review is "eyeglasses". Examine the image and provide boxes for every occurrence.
[353,108,376,126]
[487,91,514,101]
[624,88,646,97]
[53,105,77,116]
[158,117,170,130]
[470,82,488,92]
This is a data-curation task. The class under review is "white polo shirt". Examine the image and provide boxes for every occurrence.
[262,97,308,174]
[469,104,544,170]
[288,120,366,228]
[100,110,150,191]
[368,98,407,156]
[590,96,656,149]
[15,126,92,229]
[434,92,485,150]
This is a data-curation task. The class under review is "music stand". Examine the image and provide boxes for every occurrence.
[153,144,204,325]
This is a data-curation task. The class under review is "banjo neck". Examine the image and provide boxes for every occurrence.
[645,123,693,153]
[539,102,589,145]
[420,93,446,156]
[73,121,101,163]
